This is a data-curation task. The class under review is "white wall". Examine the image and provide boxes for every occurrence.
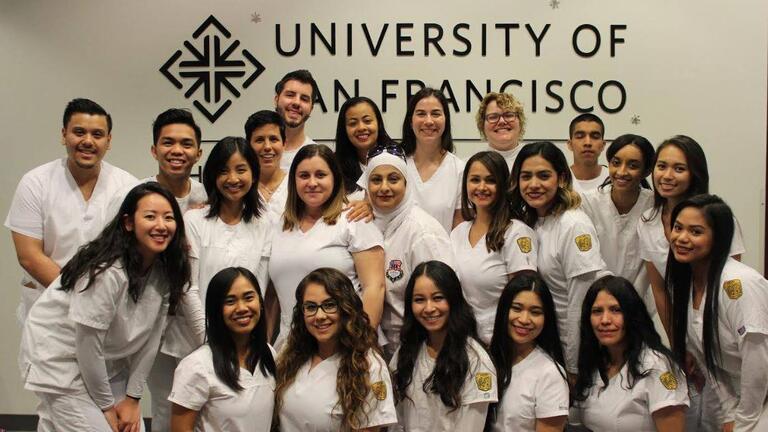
[1,0,766,414]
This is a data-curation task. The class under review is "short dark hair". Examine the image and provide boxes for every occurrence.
[63,98,112,133]
[568,113,604,138]
[274,69,318,103]
[244,110,286,143]
[152,109,201,145]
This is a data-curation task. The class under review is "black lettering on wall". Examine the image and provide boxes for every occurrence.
[275,23,300,56]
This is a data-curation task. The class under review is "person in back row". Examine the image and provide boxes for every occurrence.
[475,92,528,171]
[5,98,137,323]
[567,113,609,194]
[274,69,318,170]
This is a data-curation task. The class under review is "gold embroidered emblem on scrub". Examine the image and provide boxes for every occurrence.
[659,372,678,390]
[517,237,532,253]
[574,234,592,252]
[371,381,387,401]
[723,279,743,300]
[475,372,492,392]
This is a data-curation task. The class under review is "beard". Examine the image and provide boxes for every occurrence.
[276,105,310,129]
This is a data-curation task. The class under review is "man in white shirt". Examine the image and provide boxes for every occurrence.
[5,98,137,320]
[567,113,609,193]
[274,69,318,170]
[147,108,206,212]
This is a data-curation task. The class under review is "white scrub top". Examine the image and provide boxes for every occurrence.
[169,345,275,432]
[162,207,273,358]
[269,209,383,343]
[535,209,606,371]
[492,346,569,432]
[686,258,768,426]
[142,176,208,214]
[5,158,137,289]
[381,206,455,347]
[279,350,397,432]
[20,262,169,396]
[280,136,316,171]
[392,338,498,431]
[575,347,689,431]
[487,144,523,173]
[451,220,538,343]
[637,207,746,279]
[581,187,654,302]
[571,165,610,195]
[259,174,289,221]
[406,152,464,233]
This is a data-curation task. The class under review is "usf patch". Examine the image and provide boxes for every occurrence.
[475,372,492,392]
[723,279,743,300]
[659,372,678,390]
[574,234,592,252]
[371,381,387,401]
[517,237,532,253]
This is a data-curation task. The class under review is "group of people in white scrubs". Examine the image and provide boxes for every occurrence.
[7,73,768,432]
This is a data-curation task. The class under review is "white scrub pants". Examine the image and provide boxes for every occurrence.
[686,382,720,432]
[35,372,146,432]
[147,351,178,432]
[17,285,43,327]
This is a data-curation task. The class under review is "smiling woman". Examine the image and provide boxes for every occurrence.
[19,183,190,432]
[275,268,397,432]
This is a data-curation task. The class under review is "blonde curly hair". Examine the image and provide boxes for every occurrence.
[475,92,527,140]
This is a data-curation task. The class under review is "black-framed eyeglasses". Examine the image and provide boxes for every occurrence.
[302,300,339,316]
[484,112,519,124]
[367,144,406,161]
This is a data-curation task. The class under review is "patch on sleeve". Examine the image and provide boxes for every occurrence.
[723,279,743,300]
[386,259,404,283]
[659,371,678,390]
[574,234,592,252]
[475,372,492,392]
[516,237,532,253]
[738,325,746,336]
[371,381,387,401]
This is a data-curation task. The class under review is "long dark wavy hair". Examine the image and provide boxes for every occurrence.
[599,133,655,190]
[335,97,396,193]
[488,271,565,401]
[394,260,479,410]
[59,182,190,314]
[401,87,454,155]
[205,267,275,391]
[509,141,581,227]
[574,276,680,401]
[461,151,513,252]
[666,194,733,379]
[202,136,264,223]
[274,268,382,431]
[644,135,709,222]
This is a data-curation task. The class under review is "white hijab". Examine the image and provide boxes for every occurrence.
[357,152,414,237]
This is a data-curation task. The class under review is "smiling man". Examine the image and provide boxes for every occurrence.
[567,113,609,194]
[274,69,318,170]
[4,98,137,320]
[146,109,207,212]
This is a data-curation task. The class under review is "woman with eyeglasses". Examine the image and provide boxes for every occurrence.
[475,92,527,172]
[358,144,455,357]
[269,144,385,347]
[402,87,464,233]
[392,260,497,431]
[169,267,275,432]
[509,141,608,376]
[452,151,537,344]
[275,268,397,432]
[666,195,768,431]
